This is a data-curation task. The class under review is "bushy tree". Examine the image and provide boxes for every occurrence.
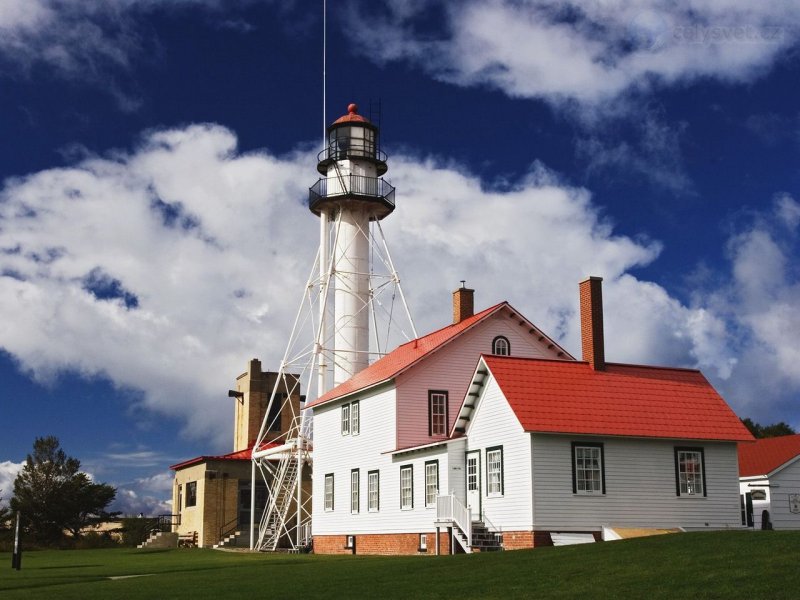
[10,436,116,543]
[742,418,797,439]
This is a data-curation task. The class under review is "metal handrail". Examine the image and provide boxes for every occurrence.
[218,515,239,542]
[308,175,395,209]
[157,513,180,532]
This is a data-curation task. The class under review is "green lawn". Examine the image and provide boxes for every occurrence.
[1,531,797,599]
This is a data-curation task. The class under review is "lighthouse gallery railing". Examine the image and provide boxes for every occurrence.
[308,174,395,209]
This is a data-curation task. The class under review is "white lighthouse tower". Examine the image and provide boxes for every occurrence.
[311,102,396,386]
[250,103,415,551]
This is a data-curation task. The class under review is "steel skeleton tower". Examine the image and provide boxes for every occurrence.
[250,104,415,551]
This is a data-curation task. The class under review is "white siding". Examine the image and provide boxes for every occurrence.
[465,376,533,531]
[768,458,800,530]
[531,434,742,529]
[312,384,456,535]
[395,311,564,448]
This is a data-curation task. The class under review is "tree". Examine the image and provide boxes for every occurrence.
[0,491,10,530]
[742,418,797,439]
[10,436,116,543]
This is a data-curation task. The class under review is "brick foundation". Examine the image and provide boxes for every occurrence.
[502,531,536,550]
[314,531,452,555]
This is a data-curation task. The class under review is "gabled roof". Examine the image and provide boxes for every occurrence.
[169,441,278,471]
[463,355,753,442]
[306,303,504,408]
[739,434,800,477]
[306,301,572,409]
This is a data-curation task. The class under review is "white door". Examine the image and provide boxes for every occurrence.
[466,451,481,521]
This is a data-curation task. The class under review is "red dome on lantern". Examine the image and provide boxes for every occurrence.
[332,103,371,124]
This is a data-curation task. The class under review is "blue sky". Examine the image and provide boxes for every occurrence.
[1,1,798,515]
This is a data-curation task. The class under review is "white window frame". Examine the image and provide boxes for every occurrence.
[368,470,380,512]
[486,447,503,497]
[419,533,428,552]
[573,443,604,495]
[676,448,705,497]
[400,465,413,510]
[351,401,360,436]
[492,336,510,356]
[341,404,350,436]
[350,469,360,514]
[425,461,439,508]
[324,473,334,511]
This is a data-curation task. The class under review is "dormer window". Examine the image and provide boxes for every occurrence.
[492,336,510,356]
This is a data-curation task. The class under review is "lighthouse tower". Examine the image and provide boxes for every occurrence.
[310,103,395,386]
[250,103,415,552]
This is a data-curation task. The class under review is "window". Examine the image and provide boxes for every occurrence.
[675,448,706,497]
[341,404,350,436]
[492,336,510,356]
[486,447,504,496]
[351,401,360,436]
[425,461,439,507]
[351,469,360,514]
[267,393,284,432]
[186,481,197,507]
[341,401,359,436]
[368,470,380,512]
[177,484,183,514]
[324,474,335,511]
[572,443,605,495]
[419,533,428,552]
[345,535,355,550]
[400,465,414,510]
[428,390,448,436]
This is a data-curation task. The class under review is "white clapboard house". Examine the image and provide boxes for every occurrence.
[739,434,800,530]
[307,277,754,554]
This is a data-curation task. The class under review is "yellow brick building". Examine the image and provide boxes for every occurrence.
[170,358,310,548]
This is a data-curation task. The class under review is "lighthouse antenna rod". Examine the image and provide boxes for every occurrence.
[322,0,327,146]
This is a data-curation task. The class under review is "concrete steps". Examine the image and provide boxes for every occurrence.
[137,531,178,549]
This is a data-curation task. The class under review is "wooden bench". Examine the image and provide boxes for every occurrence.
[178,531,198,548]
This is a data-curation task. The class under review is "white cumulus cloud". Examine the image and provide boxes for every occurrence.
[1,123,796,452]
[346,0,800,105]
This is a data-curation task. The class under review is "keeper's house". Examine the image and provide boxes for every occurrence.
[308,277,754,554]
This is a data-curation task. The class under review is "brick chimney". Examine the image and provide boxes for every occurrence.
[579,276,605,371]
[452,281,474,324]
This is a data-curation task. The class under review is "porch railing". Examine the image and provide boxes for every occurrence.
[436,494,471,548]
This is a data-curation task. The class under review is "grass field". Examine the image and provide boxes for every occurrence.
[1,531,798,599]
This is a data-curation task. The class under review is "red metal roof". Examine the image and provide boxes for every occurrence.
[169,441,279,470]
[332,103,371,125]
[307,303,509,408]
[482,356,754,442]
[738,434,800,477]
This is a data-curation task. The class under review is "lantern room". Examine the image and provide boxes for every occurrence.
[316,103,388,176]
[309,103,395,220]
